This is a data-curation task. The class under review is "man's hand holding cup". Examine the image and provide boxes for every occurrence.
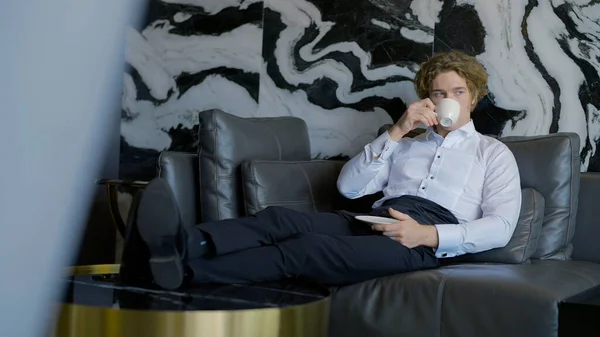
[388,98,438,141]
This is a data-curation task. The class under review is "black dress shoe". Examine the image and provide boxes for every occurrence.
[119,191,154,287]
[119,178,190,290]
[135,178,189,290]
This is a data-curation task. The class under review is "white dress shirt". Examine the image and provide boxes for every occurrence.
[337,121,522,258]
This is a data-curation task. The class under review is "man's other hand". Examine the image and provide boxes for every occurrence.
[371,208,439,248]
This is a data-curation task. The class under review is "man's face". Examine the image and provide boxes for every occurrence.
[429,71,476,131]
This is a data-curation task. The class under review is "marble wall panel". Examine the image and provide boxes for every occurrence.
[119,0,600,179]
[435,0,600,171]
[257,0,434,158]
[120,0,264,179]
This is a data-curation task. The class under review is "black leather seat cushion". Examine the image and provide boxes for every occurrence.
[331,260,600,337]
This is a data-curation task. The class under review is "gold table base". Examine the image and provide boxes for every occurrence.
[53,265,330,337]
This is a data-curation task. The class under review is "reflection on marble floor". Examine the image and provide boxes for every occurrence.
[64,273,329,311]
[120,0,600,179]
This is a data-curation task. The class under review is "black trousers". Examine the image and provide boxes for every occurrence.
[187,195,458,285]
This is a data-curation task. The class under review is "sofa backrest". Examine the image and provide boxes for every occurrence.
[501,133,581,260]
[196,109,311,222]
[158,117,582,261]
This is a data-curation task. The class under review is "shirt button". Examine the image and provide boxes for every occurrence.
[421,187,425,190]
[437,155,441,159]
[442,253,448,257]
[430,176,434,179]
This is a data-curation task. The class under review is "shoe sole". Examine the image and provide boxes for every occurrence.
[136,179,184,290]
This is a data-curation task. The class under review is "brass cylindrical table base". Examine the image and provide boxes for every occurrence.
[53,265,330,337]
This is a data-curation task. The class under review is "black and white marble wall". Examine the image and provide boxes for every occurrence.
[435,0,600,171]
[257,0,435,158]
[119,0,433,179]
[120,0,264,179]
[120,0,600,179]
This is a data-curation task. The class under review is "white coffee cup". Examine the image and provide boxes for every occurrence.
[436,98,461,127]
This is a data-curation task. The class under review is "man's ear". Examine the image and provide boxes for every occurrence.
[470,93,478,112]
[471,91,478,107]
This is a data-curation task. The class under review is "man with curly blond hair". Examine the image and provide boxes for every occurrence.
[121,50,522,290]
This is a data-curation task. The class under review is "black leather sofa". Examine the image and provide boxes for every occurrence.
[156,109,600,337]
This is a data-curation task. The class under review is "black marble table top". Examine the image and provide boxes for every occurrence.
[62,273,330,311]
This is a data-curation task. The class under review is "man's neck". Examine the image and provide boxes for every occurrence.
[434,125,450,138]
[434,120,471,138]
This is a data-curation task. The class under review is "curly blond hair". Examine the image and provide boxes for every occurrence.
[414,51,489,104]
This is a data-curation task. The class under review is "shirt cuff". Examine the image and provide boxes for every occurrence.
[367,131,400,161]
[434,224,463,258]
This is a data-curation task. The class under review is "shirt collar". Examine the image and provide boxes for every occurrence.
[425,120,476,141]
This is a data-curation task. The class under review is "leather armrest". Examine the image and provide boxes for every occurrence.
[157,151,200,227]
[572,172,600,263]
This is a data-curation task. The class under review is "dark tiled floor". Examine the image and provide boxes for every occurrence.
[63,274,330,311]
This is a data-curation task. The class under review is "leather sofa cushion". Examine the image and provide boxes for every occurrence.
[197,109,311,221]
[241,160,380,215]
[241,160,345,214]
[331,260,600,337]
[451,188,545,264]
[501,133,581,260]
